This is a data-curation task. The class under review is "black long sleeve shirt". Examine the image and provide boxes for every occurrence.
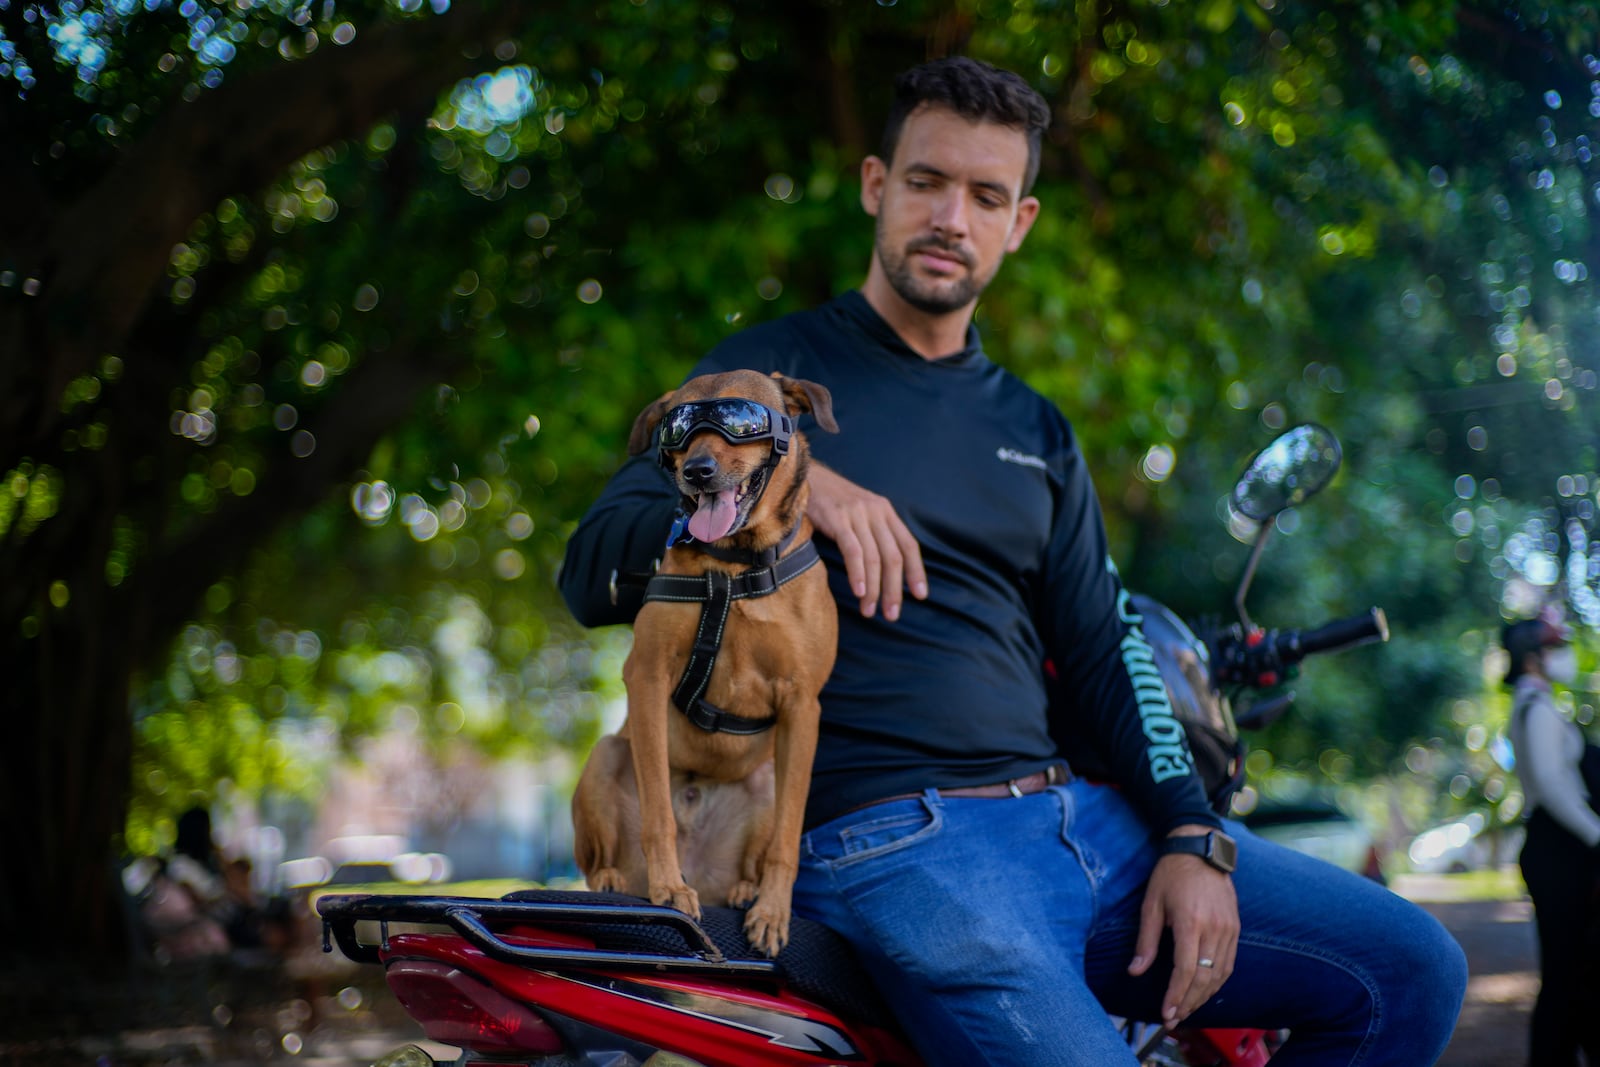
[559,290,1219,835]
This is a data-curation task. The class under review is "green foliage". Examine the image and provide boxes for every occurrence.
[7,0,1600,880]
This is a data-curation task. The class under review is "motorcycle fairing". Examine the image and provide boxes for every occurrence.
[543,967,863,1057]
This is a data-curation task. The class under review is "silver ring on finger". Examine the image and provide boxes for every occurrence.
[1197,957,1216,969]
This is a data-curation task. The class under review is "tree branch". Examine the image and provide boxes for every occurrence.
[131,332,467,660]
[2,0,521,468]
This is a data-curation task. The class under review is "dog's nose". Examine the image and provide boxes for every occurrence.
[681,455,717,487]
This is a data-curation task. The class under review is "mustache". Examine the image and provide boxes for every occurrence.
[905,234,974,268]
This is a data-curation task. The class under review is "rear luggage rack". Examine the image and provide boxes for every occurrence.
[317,893,780,977]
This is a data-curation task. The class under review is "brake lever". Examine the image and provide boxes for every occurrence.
[1233,692,1295,732]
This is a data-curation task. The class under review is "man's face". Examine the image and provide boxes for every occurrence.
[862,105,1040,316]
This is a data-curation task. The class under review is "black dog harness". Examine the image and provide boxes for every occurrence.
[610,522,820,736]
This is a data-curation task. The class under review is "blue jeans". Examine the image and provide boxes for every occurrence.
[794,780,1467,1066]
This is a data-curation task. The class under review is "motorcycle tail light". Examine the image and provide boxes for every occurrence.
[385,959,563,1055]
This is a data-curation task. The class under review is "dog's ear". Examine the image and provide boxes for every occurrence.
[627,391,676,456]
[771,373,839,434]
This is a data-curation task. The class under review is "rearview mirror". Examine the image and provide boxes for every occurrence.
[1230,423,1343,630]
[1232,423,1343,522]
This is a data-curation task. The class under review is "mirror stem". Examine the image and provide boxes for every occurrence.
[1234,515,1277,631]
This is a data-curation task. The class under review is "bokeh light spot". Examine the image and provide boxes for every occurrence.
[352,481,394,523]
[1140,444,1176,482]
[437,702,466,735]
[763,173,795,201]
[408,509,440,542]
[494,548,526,579]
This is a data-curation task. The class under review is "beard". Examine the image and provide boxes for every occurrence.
[874,217,998,315]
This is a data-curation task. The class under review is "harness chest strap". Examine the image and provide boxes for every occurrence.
[616,539,822,735]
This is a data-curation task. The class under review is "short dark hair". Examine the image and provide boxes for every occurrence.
[1502,617,1565,685]
[879,57,1051,195]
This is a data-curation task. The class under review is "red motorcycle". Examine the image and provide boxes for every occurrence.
[318,424,1387,1067]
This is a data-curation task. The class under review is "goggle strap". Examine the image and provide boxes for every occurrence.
[772,413,794,453]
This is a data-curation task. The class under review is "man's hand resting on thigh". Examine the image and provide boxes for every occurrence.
[1129,825,1240,1025]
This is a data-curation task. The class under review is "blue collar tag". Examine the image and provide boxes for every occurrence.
[665,510,694,549]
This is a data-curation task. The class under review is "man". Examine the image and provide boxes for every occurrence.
[561,56,1466,1066]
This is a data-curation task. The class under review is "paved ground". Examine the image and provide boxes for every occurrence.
[0,875,1539,1065]
[1416,894,1537,1067]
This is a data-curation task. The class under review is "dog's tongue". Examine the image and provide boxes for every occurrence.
[687,490,738,542]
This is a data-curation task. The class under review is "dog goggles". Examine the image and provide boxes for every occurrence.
[657,398,795,465]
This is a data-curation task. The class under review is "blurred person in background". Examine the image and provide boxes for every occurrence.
[129,805,232,961]
[134,804,291,960]
[1504,616,1600,1066]
[167,805,227,900]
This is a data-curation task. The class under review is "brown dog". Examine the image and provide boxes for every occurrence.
[571,369,839,956]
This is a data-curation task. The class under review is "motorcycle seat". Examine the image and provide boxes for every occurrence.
[500,888,895,1028]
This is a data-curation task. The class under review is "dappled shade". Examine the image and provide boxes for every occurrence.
[2,0,1598,955]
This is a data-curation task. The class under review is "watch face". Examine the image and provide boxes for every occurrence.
[1162,832,1237,873]
[1209,831,1238,873]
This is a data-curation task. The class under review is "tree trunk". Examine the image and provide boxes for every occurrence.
[0,1,518,961]
[2,575,136,957]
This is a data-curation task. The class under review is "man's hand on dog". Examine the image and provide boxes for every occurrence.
[806,464,928,621]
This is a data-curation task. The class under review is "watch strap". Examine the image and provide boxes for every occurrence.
[1159,830,1237,873]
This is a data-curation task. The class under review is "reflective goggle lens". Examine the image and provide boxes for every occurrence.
[659,399,776,450]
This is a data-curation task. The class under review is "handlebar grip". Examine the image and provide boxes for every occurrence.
[1280,608,1389,661]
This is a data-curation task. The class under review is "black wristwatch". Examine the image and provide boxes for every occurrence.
[1158,830,1238,874]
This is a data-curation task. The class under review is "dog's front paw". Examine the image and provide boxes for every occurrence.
[588,867,628,894]
[743,900,791,958]
[651,882,701,919]
[727,879,760,909]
